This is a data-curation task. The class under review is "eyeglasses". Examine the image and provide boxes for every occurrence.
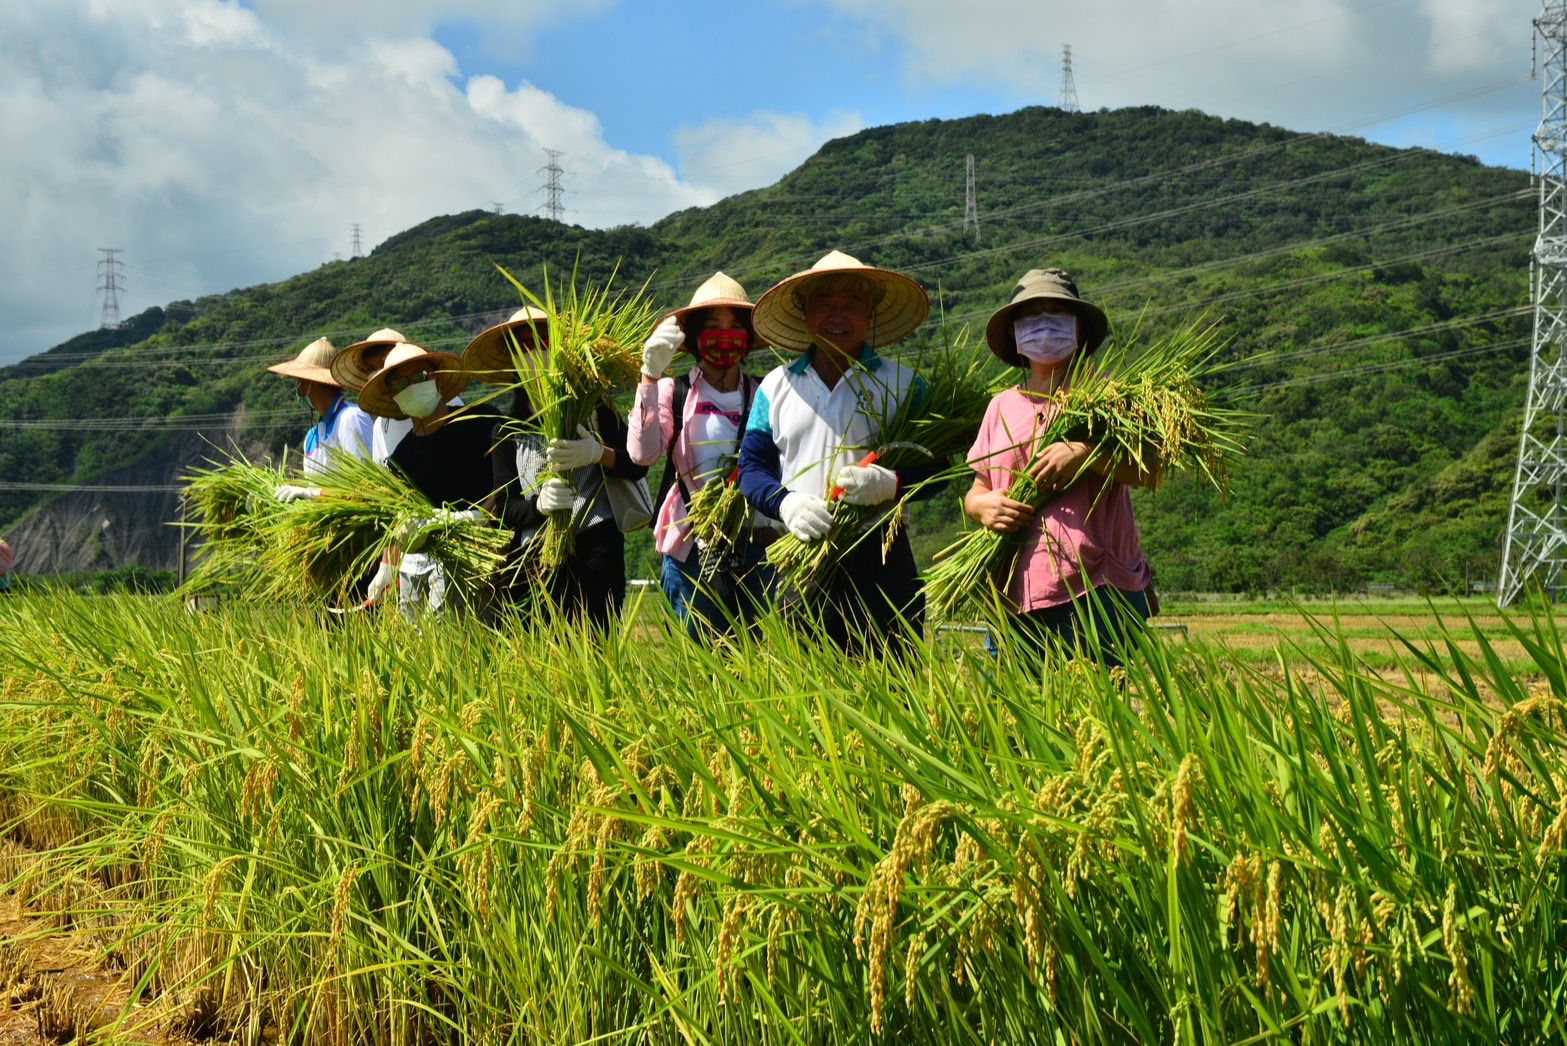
[387,369,434,394]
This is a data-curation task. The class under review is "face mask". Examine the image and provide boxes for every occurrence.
[393,379,442,418]
[697,328,749,370]
[1013,312,1079,364]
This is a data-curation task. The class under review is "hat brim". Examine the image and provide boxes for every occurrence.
[659,298,767,354]
[752,265,929,353]
[984,298,1110,367]
[330,337,404,391]
[462,319,547,376]
[267,360,340,385]
[357,352,471,419]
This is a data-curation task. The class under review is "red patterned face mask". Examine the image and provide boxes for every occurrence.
[697,328,749,369]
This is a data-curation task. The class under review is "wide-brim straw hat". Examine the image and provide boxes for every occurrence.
[462,307,550,376]
[357,342,470,419]
[752,250,929,353]
[659,271,766,353]
[330,328,408,392]
[984,269,1109,366]
[266,336,339,386]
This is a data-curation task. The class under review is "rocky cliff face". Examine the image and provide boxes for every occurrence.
[1,415,271,577]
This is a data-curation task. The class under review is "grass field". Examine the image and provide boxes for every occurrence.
[1,590,1564,1044]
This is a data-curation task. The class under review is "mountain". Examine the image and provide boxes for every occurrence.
[0,105,1535,593]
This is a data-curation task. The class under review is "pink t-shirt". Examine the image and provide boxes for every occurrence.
[967,387,1150,612]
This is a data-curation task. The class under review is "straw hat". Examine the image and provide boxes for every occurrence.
[659,271,766,352]
[462,307,550,376]
[330,327,408,392]
[752,251,929,353]
[266,337,339,386]
[356,342,470,419]
[984,269,1109,366]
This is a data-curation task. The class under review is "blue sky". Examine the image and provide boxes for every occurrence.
[0,0,1540,366]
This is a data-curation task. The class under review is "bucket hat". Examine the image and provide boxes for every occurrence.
[752,250,929,353]
[356,342,470,419]
[659,271,766,352]
[462,307,550,376]
[984,269,1109,366]
[330,328,408,391]
[266,336,339,386]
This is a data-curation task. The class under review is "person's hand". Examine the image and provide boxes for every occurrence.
[641,316,685,378]
[967,487,1035,533]
[1028,440,1091,496]
[274,484,321,503]
[536,477,575,514]
[832,463,897,506]
[432,507,484,524]
[779,491,833,542]
[365,561,395,605]
[393,516,434,553]
[546,424,604,471]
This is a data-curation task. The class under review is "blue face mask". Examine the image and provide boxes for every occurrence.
[1013,312,1078,364]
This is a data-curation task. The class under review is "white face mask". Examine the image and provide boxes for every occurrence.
[1013,312,1079,364]
[393,379,442,418]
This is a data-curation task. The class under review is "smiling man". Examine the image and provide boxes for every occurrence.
[738,250,931,657]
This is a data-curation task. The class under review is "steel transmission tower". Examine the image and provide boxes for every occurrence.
[962,154,980,242]
[1500,0,1567,605]
[96,248,124,330]
[539,149,565,222]
[351,223,363,258]
[1059,45,1080,113]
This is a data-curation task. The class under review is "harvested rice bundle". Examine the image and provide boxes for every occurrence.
[683,465,750,576]
[764,330,1010,593]
[495,264,659,572]
[924,319,1246,621]
[179,457,286,595]
[250,449,510,606]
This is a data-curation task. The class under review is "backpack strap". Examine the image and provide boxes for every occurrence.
[652,374,691,511]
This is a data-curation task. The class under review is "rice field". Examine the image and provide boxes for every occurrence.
[1,591,1564,1044]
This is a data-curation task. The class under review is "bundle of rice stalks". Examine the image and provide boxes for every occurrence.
[494,263,659,573]
[766,328,1010,593]
[251,450,510,606]
[179,458,287,595]
[684,464,750,575]
[924,318,1248,621]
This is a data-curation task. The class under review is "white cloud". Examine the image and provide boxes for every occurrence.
[0,0,712,365]
[675,110,866,194]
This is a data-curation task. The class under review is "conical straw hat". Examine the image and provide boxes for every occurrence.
[657,271,766,353]
[462,307,550,376]
[752,250,929,353]
[266,336,339,385]
[330,327,408,391]
[356,342,470,419]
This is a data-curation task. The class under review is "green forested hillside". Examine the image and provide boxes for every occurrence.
[0,105,1536,592]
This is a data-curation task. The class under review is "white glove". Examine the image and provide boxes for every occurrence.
[833,463,897,506]
[779,491,833,542]
[365,561,395,605]
[537,477,575,514]
[394,516,434,553]
[641,315,685,378]
[433,508,484,524]
[274,484,321,503]
[546,424,604,471]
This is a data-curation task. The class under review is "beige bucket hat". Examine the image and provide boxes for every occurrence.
[985,269,1109,366]
[330,327,408,392]
[356,342,470,419]
[266,336,339,385]
[752,250,929,353]
[659,271,766,352]
[462,307,550,376]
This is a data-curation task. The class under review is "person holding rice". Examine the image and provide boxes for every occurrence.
[628,272,776,638]
[963,268,1155,665]
[466,308,649,629]
[266,336,374,503]
[351,341,495,615]
[737,250,932,656]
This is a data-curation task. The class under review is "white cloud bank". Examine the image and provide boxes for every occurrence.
[0,0,833,365]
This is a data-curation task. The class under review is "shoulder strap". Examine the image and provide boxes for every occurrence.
[653,374,692,510]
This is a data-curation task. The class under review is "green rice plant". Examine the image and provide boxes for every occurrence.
[683,464,750,573]
[492,262,659,574]
[766,326,1010,592]
[2,592,1565,1044]
[178,456,287,594]
[925,317,1249,620]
